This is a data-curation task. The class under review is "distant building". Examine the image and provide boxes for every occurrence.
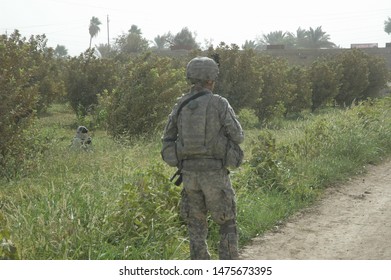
[351,43,378,49]
[266,44,285,50]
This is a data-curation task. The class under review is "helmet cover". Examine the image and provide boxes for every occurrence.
[186,56,219,81]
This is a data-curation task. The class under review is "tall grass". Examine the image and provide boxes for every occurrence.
[1,97,391,259]
[234,97,391,244]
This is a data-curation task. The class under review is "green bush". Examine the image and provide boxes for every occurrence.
[309,57,341,111]
[1,97,391,260]
[105,53,187,138]
[28,34,66,113]
[65,50,119,117]
[334,49,370,106]
[256,55,293,120]
[237,108,259,129]
[211,44,263,111]
[0,31,39,179]
[362,54,389,99]
[285,65,312,116]
[245,131,295,192]
[107,162,186,259]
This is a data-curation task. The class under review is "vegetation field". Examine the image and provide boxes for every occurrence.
[1,30,391,260]
[1,97,391,260]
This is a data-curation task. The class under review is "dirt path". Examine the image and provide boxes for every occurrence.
[240,159,391,260]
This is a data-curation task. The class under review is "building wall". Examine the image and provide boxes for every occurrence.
[263,47,391,69]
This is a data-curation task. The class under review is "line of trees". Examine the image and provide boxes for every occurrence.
[1,30,390,179]
[53,15,391,59]
[244,26,337,50]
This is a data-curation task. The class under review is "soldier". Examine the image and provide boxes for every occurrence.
[70,125,92,151]
[161,56,244,260]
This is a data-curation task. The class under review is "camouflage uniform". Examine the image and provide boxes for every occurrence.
[162,57,244,260]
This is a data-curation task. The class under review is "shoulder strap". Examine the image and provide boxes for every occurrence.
[176,91,210,117]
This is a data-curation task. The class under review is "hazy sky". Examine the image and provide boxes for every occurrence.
[1,0,391,56]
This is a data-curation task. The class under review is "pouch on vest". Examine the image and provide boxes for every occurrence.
[177,94,213,159]
[224,140,244,168]
[161,140,179,167]
[213,128,244,168]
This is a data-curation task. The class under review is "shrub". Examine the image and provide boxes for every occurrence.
[334,49,369,106]
[309,57,341,111]
[285,65,312,116]
[362,54,389,99]
[245,131,295,191]
[256,56,293,120]
[0,31,39,179]
[105,53,187,138]
[28,34,66,113]
[237,108,259,129]
[211,44,263,111]
[107,162,186,259]
[65,50,119,116]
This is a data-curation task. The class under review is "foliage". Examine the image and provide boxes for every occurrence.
[256,26,337,49]
[30,36,66,113]
[153,33,172,50]
[65,50,119,117]
[89,16,102,49]
[256,55,292,120]
[0,31,52,179]
[242,40,258,50]
[0,211,18,259]
[384,17,391,35]
[210,43,263,111]
[334,49,370,105]
[104,53,187,138]
[362,54,389,99]
[245,131,295,191]
[113,25,150,58]
[304,26,337,49]
[107,162,186,259]
[309,57,341,111]
[285,66,312,116]
[54,44,68,58]
[169,27,199,50]
[257,31,294,48]
[1,97,391,259]
[237,108,259,130]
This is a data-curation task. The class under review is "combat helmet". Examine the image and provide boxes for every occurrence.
[186,56,219,81]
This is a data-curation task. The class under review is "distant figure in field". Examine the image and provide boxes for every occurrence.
[71,126,92,151]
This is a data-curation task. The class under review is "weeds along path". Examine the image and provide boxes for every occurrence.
[240,159,391,259]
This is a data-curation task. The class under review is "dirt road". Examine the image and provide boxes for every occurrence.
[240,159,391,260]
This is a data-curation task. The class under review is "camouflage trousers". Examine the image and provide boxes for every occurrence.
[180,168,239,260]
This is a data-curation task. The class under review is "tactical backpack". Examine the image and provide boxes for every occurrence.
[176,91,213,159]
[173,91,243,168]
[162,57,243,169]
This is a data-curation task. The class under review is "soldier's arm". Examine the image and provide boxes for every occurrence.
[220,98,244,144]
[162,109,178,143]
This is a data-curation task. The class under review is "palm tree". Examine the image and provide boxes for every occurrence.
[293,27,308,48]
[385,17,391,36]
[242,40,258,50]
[54,44,68,58]
[129,24,142,35]
[257,31,294,48]
[305,26,336,49]
[89,16,102,49]
[260,31,289,45]
[170,27,198,50]
[153,33,172,49]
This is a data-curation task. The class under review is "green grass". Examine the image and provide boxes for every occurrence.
[1,97,391,259]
